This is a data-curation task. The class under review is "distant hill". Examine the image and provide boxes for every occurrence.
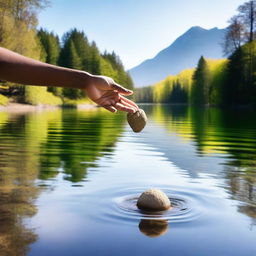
[129,26,226,87]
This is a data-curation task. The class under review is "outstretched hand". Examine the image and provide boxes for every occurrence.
[85,75,138,113]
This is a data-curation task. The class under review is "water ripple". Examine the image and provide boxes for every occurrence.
[89,186,211,226]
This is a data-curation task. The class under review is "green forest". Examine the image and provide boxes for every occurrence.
[136,0,256,108]
[1,0,256,108]
[0,0,133,106]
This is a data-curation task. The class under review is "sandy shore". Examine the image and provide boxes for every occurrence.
[0,103,97,114]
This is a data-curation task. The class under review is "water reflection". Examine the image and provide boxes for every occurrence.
[146,105,256,223]
[0,105,256,255]
[0,112,44,255]
[139,219,169,237]
[0,108,126,255]
[39,109,125,182]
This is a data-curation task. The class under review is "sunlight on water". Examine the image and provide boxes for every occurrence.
[0,106,256,256]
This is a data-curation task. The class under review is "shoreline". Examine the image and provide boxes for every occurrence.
[0,103,97,114]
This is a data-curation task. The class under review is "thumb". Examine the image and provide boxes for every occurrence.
[112,82,133,95]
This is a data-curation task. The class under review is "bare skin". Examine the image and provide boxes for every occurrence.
[0,47,138,113]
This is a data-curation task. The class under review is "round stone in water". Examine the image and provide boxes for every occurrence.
[137,188,171,211]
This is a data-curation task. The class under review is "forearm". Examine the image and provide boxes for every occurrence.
[0,47,92,89]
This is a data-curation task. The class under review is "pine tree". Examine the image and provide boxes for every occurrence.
[59,39,81,69]
[59,38,83,99]
[68,29,91,71]
[191,56,210,105]
[170,80,188,103]
[225,41,256,106]
[38,29,62,96]
[102,51,134,90]
[38,29,60,65]
[90,41,101,75]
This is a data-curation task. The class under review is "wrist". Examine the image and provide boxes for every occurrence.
[78,71,94,90]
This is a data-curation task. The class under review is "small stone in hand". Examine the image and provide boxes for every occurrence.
[137,188,171,211]
[127,109,147,133]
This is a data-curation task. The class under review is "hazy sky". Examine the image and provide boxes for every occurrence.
[38,0,246,69]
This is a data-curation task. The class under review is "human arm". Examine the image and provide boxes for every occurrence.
[0,47,138,113]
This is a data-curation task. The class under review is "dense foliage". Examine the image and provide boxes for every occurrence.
[224,41,256,106]
[0,1,133,105]
[136,1,256,107]
[224,0,256,56]
[135,57,228,106]
[56,29,134,100]
[0,0,51,104]
[137,42,255,107]
[135,69,193,104]
[1,0,255,108]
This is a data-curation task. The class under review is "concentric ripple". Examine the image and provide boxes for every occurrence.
[92,187,208,225]
[115,194,189,219]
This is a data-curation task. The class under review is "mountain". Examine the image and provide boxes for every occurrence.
[129,26,226,87]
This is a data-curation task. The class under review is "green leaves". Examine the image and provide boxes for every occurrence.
[57,29,133,100]
[0,0,133,104]
[38,29,60,65]
[225,41,256,106]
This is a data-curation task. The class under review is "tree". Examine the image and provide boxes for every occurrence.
[225,41,256,106]
[0,0,49,102]
[90,41,101,75]
[135,86,153,103]
[67,29,91,72]
[224,0,256,56]
[191,56,210,105]
[38,29,63,96]
[37,29,60,65]
[59,39,83,99]
[59,39,81,70]
[223,16,245,56]
[102,51,134,90]
[162,79,172,103]
[169,80,188,103]
[57,28,134,100]
[238,0,256,42]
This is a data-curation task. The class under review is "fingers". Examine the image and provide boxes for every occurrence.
[96,91,120,106]
[111,82,133,96]
[120,95,139,109]
[114,102,135,113]
[103,105,117,113]
[98,98,116,106]
[94,89,138,114]
[102,100,136,114]
[120,98,137,112]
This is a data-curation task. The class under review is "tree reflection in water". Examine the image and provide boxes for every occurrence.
[149,105,256,224]
[0,109,125,255]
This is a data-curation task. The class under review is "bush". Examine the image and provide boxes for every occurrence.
[0,94,9,106]
[25,86,62,105]
[62,97,92,107]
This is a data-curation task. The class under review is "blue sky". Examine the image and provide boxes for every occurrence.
[38,0,246,69]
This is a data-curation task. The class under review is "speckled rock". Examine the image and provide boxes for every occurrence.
[137,189,171,211]
[127,109,147,133]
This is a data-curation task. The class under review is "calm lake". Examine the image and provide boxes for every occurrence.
[0,105,256,256]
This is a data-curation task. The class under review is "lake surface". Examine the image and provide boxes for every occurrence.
[0,105,256,256]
